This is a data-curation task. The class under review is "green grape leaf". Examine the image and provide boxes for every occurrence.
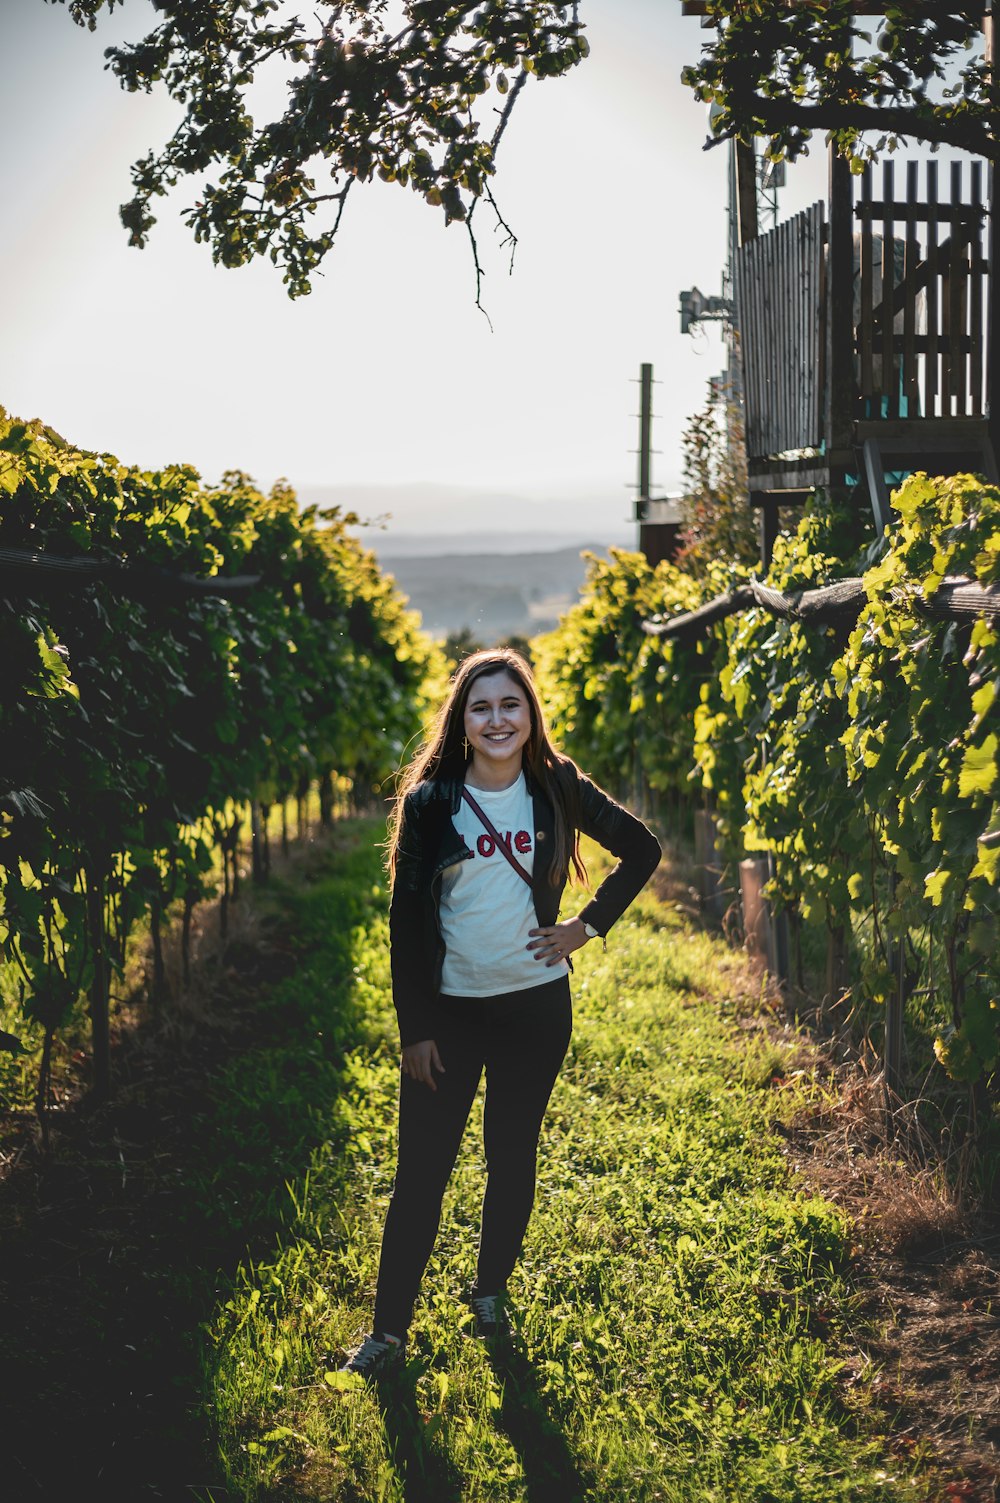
[958,734,998,800]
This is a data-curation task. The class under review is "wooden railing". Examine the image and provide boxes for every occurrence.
[733,201,826,461]
[856,158,988,421]
[736,159,991,474]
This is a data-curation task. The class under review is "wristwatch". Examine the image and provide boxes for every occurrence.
[582,921,600,941]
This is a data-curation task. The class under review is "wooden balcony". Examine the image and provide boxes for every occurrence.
[734,154,999,535]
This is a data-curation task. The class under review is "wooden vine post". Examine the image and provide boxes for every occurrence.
[694,802,726,920]
[738,856,772,968]
[149,890,166,1004]
[250,800,264,883]
[823,925,848,1018]
[765,850,790,990]
[319,770,335,827]
[85,866,111,1098]
[884,945,908,1109]
[760,741,790,992]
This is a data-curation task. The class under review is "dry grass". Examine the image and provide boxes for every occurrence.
[772,1058,1000,1499]
[788,1066,974,1255]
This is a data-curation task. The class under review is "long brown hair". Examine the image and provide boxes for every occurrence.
[387,648,587,888]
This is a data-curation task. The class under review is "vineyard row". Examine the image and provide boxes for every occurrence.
[536,471,1000,1108]
[0,409,438,1112]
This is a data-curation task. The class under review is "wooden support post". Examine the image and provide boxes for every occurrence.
[823,925,848,1017]
[150,892,166,1005]
[735,140,759,247]
[985,5,1000,463]
[739,857,771,966]
[766,851,790,990]
[884,872,907,1120]
[694,807,725,919]
[826,146,856,475]
[884,943,906,1108]
[86,868,110,1099]
[251,800,264,883]
[261,804,272,877]
[758,495,780,568]
[319,769,335,827]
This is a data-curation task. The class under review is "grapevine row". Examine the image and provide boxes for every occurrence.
[536,476,1000,1099]
[0,409,437,1111]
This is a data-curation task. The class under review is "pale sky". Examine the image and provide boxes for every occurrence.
[2,0,832,544]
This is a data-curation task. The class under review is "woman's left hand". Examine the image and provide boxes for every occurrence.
[527,917,590,967]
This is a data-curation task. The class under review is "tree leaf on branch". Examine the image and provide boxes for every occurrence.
[683,4,996,167]
[52,0,589,298]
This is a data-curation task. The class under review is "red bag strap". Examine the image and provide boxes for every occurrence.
[460,786,534,889]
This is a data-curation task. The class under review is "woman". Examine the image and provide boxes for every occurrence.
[342,648,661,1377]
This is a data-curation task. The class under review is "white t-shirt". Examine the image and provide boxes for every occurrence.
[439,772,569,997]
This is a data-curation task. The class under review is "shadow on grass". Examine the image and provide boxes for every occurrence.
[375,1361,466,1503]
[485,1341,593,1503]
[0,824,384,1503]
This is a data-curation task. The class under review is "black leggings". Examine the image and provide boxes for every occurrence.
[373,974,572,1338]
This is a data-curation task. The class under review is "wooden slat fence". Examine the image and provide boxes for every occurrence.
[855,158,988,420]
[736,160,990,471]
[733,201,825,461]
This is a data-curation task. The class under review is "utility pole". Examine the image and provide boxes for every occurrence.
[638,362,653,508]
[632,364,680,565]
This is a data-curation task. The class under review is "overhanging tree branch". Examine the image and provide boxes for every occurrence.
[52,0,590,298]
[705,98,997,159]
[683,4,996,168]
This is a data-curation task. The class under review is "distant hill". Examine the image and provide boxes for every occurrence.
[358,529,624,558]
[297,481,635,556]
[380,543,616,640]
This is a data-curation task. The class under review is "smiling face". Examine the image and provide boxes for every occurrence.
[462,668,533,776]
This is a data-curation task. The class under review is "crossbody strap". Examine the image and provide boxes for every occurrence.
[460,786,534,890]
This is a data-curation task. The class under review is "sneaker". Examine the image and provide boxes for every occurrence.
[469,1291,511,1340]
[339,1330,405,1380]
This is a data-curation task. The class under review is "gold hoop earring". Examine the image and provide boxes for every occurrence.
[463,736,471,757]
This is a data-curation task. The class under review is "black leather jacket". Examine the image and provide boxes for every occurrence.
[389,763,662,1045]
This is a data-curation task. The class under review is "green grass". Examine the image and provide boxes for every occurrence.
[196,824,926,1502]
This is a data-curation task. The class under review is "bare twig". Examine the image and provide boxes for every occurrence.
[466,209,494,331]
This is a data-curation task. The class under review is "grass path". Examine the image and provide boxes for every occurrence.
[199,821,931,1503]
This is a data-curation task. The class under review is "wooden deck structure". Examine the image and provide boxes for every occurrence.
[680,2,999,558]
[735,153,999,549]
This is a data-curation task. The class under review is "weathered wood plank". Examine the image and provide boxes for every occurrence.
[826,148,856,462]
[941,183,952,408]
[855,199,984,223]
[765,229,776,454]
[817,201,828,442]
[641,575,1000,643]
[736,198,833,463]
[903,160,919,415]
[748,238,766,456]
[950,160,968,411]
[781,214,792,450]
[882,160,896,417]
[860,165,875,401]
[799,212,811,441]
[926,159,940,417]
[641,587,756,638]
[917,577,1000,619]
[750,576,866,622]
[952,161,968,411]
[970,160,984,417]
